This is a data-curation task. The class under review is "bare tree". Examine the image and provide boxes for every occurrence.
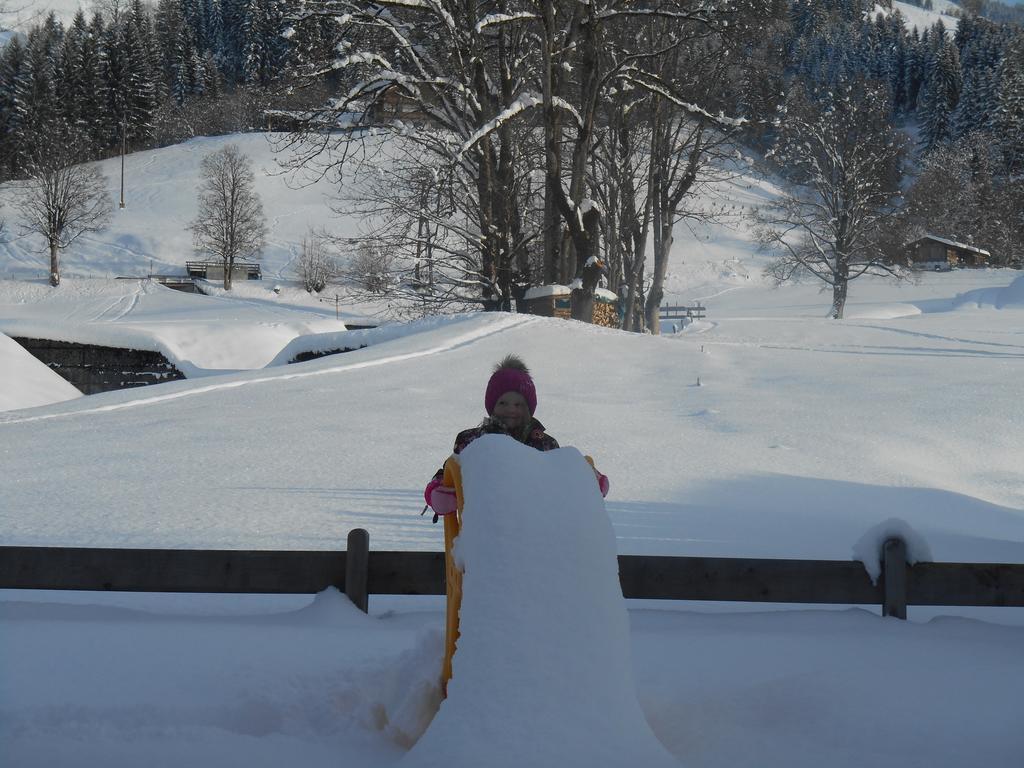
[589,7,763,332]
[345,241,395,295]
[281,0,537,312]
[297,228,337,292]
[15,142,112,287]
[531,0,755,322]
[189,144,267,291]
[754,79,909,319]
[592,90,652,332]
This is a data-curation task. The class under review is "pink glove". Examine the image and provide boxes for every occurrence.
[597,473,609,498]
[424,477,442,507]
[426,481,458,516]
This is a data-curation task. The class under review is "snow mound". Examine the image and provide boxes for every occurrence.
[852,518,934,584]
[0,332,82,412]
[0,277,347,373]
[952,274,1024,310]
[844,303,922,320]
[404,435,678,767]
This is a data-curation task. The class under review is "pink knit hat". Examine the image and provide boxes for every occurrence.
[484,355,537,415]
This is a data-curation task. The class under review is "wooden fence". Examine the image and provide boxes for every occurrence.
[658,304,706,320]
[3,532,1023,620]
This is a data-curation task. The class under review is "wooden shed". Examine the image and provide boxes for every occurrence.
[906,235,991,270]
[521,285,618,328]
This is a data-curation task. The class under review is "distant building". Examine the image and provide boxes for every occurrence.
[369,85,434,125]
[906,235,991,270]
[186,261,262,281]
[521,285,619,327]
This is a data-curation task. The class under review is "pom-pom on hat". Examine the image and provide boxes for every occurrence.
[485,354,537,415]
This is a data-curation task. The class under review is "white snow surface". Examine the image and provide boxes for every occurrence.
[0,331,81,411]
[0,278,349,376]
[0,134,357,285]
[2,132,1024,766]
[885,1,961,32]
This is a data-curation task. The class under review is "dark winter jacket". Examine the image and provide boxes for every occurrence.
[430,416,559,485]
[452,416,559,455]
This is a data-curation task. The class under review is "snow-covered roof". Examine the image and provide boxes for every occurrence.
[914,235,991,257]
[523,284,571,300]
[522,285,617,302]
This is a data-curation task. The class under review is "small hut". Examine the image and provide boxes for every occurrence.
[521,285,618,328]
[906,235,991,270]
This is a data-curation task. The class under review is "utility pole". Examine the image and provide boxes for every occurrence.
[119,114,127,209]
[319,293,342,320]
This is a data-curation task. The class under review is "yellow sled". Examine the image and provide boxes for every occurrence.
[438,453,602,697]
[440,456,464,697]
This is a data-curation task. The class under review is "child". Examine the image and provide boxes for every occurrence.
[424,354,608,519]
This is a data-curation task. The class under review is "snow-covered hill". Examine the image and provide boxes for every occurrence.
[3,265,1024,766]
[2,120,1024,765]
[886,0,961,32]
[1,0,95,32]
[0,131,771,304]
[0,133,354,283]
[0,331,80,409]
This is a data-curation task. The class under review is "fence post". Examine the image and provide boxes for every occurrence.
[882,537,908,619]
[346,528,370,613]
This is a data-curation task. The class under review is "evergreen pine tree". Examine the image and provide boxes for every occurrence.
[904,29,925,110]
[243,0,286,88]
[77,13,111,154]
[55,12,88,144]
[125,0,159,144]
[218,0,247,85]
[19,21,64,167]
[919,40,962,151]
[154,0,184,86]
[0,37,29,177]
[101,20,131,149]
[171,23,201,104]
[993,39,1024,174]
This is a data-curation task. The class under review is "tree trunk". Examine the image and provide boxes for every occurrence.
[645,219,673,334]
[570,206,603,322]
[224,256,233,291]
[49,242,60,287]
[541,1,561,286]
[621,169,652,332]
[831,278,848,319]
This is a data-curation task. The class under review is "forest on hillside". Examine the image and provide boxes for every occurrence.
[0,0,1022,324]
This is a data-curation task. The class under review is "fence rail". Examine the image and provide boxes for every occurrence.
[3,532,1023,620]
[658,304,706,320]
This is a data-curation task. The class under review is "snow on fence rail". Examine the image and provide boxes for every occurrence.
[2,532,1023,621]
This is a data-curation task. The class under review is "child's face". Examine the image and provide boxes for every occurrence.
[492,391,529,430]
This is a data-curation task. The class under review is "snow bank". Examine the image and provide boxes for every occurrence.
[404,435,677,767]
[0,278,347,373]
[0,332,82,412]
[852,518,934,584]
[267,313,478,366]
[952,273,1024,310]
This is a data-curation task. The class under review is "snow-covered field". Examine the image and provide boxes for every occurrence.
[887,0,961,32]
[2,131,1023,766]
[0,133,354,284]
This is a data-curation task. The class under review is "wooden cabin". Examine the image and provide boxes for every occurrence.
[906,235,991,270]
